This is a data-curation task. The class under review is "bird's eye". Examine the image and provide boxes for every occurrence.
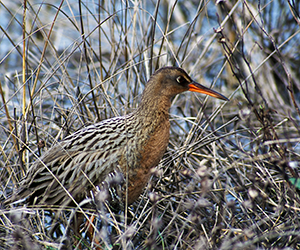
[176,76,186,85]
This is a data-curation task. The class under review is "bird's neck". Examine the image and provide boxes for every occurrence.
[134,94,171,128]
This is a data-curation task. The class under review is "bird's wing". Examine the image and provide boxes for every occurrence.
[6,115,136,207]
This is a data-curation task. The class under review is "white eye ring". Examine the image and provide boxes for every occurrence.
[176,76,182,83]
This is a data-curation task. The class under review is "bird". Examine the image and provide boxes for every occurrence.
[5,66,228,213]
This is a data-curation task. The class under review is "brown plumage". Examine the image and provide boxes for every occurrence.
[5,66,228,209]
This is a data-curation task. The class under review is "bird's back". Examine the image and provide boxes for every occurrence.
[7,114,139,208]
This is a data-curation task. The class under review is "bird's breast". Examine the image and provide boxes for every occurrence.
[124,118,170,203]
[140,120,170,170]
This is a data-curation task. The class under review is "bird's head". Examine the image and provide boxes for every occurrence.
[145,66,228,101]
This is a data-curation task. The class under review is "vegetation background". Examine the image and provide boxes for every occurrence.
[0,0,300,249]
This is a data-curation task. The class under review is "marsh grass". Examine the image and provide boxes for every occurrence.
[1,0,300,249]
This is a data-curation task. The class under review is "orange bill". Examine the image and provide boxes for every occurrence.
[189,81,229,101]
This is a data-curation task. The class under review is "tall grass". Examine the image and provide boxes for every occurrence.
[1,0,300,249]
